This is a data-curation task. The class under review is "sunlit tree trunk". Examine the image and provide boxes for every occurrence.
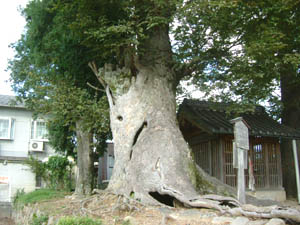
[75,120,94,195]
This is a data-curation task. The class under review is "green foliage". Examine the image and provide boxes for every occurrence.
[46,155,72,190]
[26,155,73,190]
[58,216,102,225]
[14,189,67,207]
[9,0,111,157]
[30,213,49,225]
[174,0,300,115]
[25,156,47,181]
[47,118,76,157]
[13,189,25,207]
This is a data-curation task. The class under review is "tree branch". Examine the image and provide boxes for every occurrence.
[174,60,200,84]
[86,82,105,92]
[88,61,106,88]
[106,85,115,107]
[88,61,115,107]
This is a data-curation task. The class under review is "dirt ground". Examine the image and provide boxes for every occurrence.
[0,217,15,225]
[9,191,300,225]
[32,192,219,225]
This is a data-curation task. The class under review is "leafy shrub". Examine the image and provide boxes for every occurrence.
[25,156,47,181]
[46,155,72,190]
[30,213,49,225]
[26,155,73,190]
[58,217,102,225]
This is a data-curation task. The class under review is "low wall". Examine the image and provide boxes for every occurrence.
[0,202,12,218]
[247,189,286,202]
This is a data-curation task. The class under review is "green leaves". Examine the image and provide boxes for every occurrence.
[25,155,73,190]
[174,0,300,114]
[9,0,111,157]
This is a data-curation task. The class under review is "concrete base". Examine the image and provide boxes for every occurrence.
[0,202,12,218]
[247,189,286,202]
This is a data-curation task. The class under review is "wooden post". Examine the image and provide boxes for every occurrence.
[219,139,224,182]
[208,140,212,175]
[237,147,246,204]
[292,139,300,204]
[230,117,250,205]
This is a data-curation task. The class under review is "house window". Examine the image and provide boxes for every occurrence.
[31,120,48,140]
[0,118,15,140]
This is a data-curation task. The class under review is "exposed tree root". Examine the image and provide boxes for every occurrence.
[83,189,300,223]
[228,205,300,223]
[165,191,300,223]
[168,167,300,223]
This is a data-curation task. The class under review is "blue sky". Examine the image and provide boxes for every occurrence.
[0,0,28,95]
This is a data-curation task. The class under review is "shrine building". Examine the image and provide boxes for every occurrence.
[178,99,300,201]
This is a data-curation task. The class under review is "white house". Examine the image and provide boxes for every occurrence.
[0,95,55,203]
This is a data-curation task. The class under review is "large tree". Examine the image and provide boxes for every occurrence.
[44,0,233,208]
[174,0,300,197]
[9,0,110,195]
[9,1,300,221]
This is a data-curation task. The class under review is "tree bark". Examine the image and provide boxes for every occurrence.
[75,120,94,195]
[280,67,300,198]
[96,21,228,209]
[89,7,300,222]
[107,65,198,204]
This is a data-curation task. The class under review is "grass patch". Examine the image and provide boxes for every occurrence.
[58,216,102,225]
[30,213,49,225]
[14,189,68,207]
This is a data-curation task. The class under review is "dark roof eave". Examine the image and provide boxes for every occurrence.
[0,105,27,109]
[178,99,300,139]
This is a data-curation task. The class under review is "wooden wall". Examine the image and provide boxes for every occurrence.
[190,135,283,190]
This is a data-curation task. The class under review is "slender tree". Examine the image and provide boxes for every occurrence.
[9,0,110,195]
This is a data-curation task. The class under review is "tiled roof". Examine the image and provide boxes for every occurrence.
[0,94,25,108]
[178,99,300,139]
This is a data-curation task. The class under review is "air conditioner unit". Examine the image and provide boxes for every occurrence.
[29,140,44,152]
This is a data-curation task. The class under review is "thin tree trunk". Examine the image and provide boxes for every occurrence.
[281,68,300,198]
[75,120,94,195]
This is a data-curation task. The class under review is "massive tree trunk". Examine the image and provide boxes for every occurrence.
[281,69,300,198]
[93,22,222,207]
[75,120,94,195]
[107,66,201,205]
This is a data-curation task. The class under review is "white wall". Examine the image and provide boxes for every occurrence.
[0,106,56,202]
[0,108,32,157]
[0,107,55,158]
[0,163,35,202]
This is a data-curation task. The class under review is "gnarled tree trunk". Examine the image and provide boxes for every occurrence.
[108,65,202,204]
[75,120,94,195]
[93,23,222,209]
